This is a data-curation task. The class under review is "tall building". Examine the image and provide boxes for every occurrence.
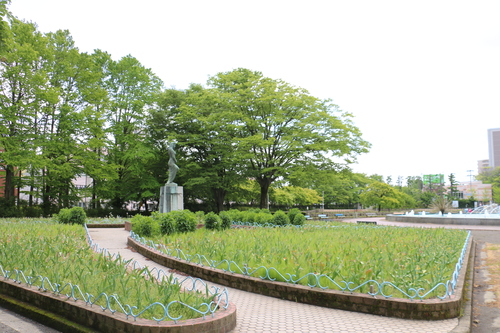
[478,159,490,174]
[488,128,500,169]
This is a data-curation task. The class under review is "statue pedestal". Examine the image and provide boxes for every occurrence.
[159,183,183,213]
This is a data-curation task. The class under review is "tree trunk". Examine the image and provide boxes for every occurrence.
[3,165,15,203]
[213,188,226,213]
[258,177,273,209]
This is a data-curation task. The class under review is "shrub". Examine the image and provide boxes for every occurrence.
[271,210,289,226]
[226,209,243,223]
[219,211,232,230]
[170,210,197,233]
[204,212,222,230]
[152,212,176,235]
[131,214,159,237]
[255,211,273,224]
[244,211,257,223]
[292,213,306,226]
[54,207,87,225]
[288,208,301,223]
[195,211,205,224]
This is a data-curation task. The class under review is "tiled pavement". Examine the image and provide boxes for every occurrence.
[88,224,469,333]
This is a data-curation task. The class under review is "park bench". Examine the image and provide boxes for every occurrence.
[304,215,313,220]
[357,220,377,225]
[365,213,377,217]
[335,213,344,217]
[318,214,329,219]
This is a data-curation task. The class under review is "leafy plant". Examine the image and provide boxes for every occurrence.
[292,213,306,226]
[131,214,159,237]
[54,207,87,225]
[204,212,222,230]
[170,210,197,233]
[219,211,232,230]
[271,210,289,226]
[152,212,176,235]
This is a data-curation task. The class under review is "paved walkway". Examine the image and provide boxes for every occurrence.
[86,221,474,333]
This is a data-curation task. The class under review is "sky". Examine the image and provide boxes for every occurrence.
[7,0,500,184]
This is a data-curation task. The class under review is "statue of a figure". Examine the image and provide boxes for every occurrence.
[166,141,179,184]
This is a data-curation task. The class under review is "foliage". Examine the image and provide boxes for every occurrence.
[131,214,159,237]
[287,208,302,223]
[207,68,370,208]
[204,212,222,230]
[169,210,198,233]
[291,212,306,226]
[54,207,87,225]
[359,181,415,211]
[152,212,176,236]
[477,166,500,203]
[430,196,452,214]
[218,211,232,230]
[0,220,213,320]
[271,210,289,226]
[271,186,322,207]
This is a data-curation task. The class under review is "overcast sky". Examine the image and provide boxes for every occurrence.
[8,0,500,183]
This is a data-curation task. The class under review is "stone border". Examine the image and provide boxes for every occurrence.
[128,235,473,320]
[0,275,237,333]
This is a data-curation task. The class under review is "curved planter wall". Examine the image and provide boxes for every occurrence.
[128,236,473,320]
[0,274,236,333]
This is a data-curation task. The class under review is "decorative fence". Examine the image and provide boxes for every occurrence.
[130,224,471,300]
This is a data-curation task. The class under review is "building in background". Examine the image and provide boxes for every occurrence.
[488,128,500,169]
[477,159,490,174]
[456,180,492,203]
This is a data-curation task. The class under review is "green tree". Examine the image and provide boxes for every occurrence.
[271,186,322,207]
[209,68,370,208]
[448,173,459,200]
[100,54,163,210]
[151,84,246,212]
[359,181,415,211]
[477,167,500,203]
[0,19,47,204]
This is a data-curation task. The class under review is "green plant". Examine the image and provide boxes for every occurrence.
[54,207,87,225]
[255,211,273,224]
[152,212,176,235]
[131,214,159,237]
[292,213,306,226]
[204,212,222,230]
[219,211,232,230]
[271,210,289,226]
[170,210,197,233]
[431,196,452,214]
[288,208,301,223]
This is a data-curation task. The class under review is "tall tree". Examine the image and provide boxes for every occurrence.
[152,84,246,212]
[101,54,163,209]
[0,19,47,203]
[209,68,370,208]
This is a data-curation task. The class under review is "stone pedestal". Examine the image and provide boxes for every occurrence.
[159,183,183,213]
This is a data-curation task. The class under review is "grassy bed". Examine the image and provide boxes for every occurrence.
[0,219,216,321]
[147,224,468,299]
